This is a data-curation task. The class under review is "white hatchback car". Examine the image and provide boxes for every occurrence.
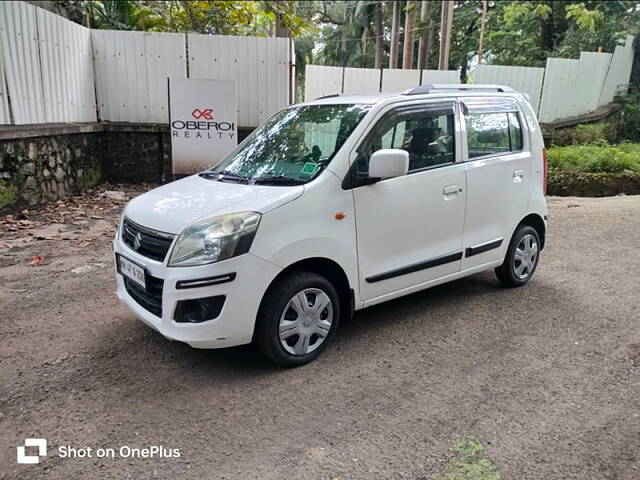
[114,84,548,366]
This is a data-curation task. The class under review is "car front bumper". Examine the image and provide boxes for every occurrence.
[113,237,280,349]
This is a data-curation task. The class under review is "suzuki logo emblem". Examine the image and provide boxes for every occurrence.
[133,232,142,251]
[192,108,214,120]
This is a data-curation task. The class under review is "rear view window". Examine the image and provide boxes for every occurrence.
[466,112,522,159]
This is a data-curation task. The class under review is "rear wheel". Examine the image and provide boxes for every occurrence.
[255,271,340,367]
[495,225,541,287]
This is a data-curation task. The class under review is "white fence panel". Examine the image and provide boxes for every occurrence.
[0,1,45,124]
[36,7,96,123]
[574,52,611,114]
[304,65,459,98]
[599,35,635,106]
[92,30,186,123]
[420,69,460,85]
[381,69,420,92]
[188,34,290,127]
[343,67,380,94]
[304,65,342,101]
[0,45,10,124]
[538,58,579,123]
[472,65,544,114]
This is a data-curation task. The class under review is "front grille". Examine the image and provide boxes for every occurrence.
[122,217,175,262]
[124,274,164,317]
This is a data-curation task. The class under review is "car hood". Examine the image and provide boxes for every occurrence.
[124,174,304,234]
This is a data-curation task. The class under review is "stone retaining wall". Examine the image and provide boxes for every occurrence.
[0,123,253,212]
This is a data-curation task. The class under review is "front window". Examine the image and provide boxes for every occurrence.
[354,104,456,177]
[203,104,370,185]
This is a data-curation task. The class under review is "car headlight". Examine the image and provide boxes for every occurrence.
[168,212,261,267]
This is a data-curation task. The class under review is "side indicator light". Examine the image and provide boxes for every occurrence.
[335,212,346,220]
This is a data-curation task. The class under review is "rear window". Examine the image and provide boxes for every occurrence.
[466,112,522,159]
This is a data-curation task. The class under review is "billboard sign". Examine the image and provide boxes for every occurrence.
[168,78,237,175]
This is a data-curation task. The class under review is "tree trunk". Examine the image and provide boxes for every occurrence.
[402,1,414,69]
[417,1,432,70]
[362,27,367,60]
[477,0,488,64]
[341,28,347,54]
[389,1,400,68]
[438,0,453,70]
[374,2,383,69]
[273,11,289,38]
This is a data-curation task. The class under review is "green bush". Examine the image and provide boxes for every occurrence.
[612,89,640,143]
[551,122,612,146]
[547,144,640,173]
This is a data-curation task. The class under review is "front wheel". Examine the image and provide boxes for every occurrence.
[495,225,541,287]
[255,271,340,367]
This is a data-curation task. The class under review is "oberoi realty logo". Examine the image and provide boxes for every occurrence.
[171,106,235,140]
[191,108,213,120]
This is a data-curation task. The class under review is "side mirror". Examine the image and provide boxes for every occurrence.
[368,149,409,180]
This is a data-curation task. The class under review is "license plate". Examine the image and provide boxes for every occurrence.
[118,255,146,289]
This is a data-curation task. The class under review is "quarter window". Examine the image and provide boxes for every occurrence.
[356,107,456,176]
[466,112,522,159]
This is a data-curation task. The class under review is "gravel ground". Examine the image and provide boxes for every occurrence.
[1,191,639,479]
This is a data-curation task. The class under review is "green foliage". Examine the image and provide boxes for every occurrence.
[547,144,640,173]
[451,438,485,457]
[612,89,640,142]
[89,1,167,31]
[485,1,639,67]
[83,166,102,188]
[548,171,640,196]
[432,438,501,480]
[83,1,312,36]
[0,182,18,210]
[565,3,604,31]
[551,123,612,146]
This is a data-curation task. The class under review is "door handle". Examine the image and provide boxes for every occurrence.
[513,169,524,183]
[443,184,459,197]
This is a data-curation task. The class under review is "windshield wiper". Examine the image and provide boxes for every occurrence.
[199,170,248,183]
[251,176,307,186]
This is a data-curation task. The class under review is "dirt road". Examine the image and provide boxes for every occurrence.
[1,190,639,479]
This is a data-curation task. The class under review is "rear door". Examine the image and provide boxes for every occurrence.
[460,97,531,270]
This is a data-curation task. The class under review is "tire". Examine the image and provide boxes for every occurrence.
[495,225,541,287]
[255,271,340,367]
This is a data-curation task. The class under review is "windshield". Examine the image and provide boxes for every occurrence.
[203,104,371,185]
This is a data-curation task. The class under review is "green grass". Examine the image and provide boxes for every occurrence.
[547,143,640,174]
[432,438,501,480]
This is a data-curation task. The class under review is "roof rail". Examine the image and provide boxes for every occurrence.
[315,93,341,100]
[403,84,515,95]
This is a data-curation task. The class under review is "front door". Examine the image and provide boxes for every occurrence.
[350,102,467,302]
